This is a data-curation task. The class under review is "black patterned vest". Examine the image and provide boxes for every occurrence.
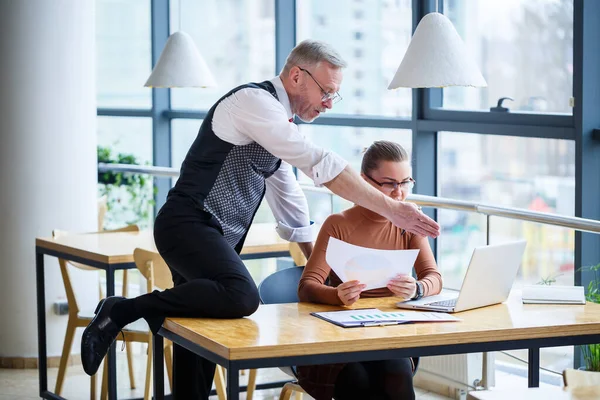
[167,81,282,247]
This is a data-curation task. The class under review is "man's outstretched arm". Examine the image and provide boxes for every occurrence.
[324,166,440,238]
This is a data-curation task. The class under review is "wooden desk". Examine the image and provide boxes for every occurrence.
[35,223,290,266]
[35,223,290,400]
[153,296,600,399]
[468,386,600,400]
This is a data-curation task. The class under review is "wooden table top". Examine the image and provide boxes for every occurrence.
[163,294,600,361]
[468,386,600,400]
[35,223,290,264]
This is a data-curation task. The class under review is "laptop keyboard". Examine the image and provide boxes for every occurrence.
[427,298,457,308]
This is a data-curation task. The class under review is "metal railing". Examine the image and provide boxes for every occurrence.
[98,162,600,234]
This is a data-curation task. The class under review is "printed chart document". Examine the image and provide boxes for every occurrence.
[311,308,461,328]
[325,237,419,290]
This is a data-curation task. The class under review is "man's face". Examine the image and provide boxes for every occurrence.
[290,63,343,123]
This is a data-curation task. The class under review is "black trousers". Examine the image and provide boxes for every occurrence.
[334,358,416,400]
[133,197,260,399]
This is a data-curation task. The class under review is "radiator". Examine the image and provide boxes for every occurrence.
[414,353,491,399]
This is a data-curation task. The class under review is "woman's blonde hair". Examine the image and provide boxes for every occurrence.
[361,140,409,175]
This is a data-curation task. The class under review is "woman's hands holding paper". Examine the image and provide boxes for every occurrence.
[387,274,417,300]
[337,280,366,306]
[337,275,418,305]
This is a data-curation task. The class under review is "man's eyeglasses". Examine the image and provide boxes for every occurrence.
[298,67,342,104]
[365,174,416,191]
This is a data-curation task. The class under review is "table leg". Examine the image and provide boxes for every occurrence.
[153,334,165,400]
[106,266,117,400]
[36,251,47,397]
[227,363,240,399]
[528,347,540,387]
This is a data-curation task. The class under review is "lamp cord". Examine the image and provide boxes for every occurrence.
[178,0,182,31]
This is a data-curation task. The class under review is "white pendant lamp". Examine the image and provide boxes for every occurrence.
[388,12,487,89]
[144,31,217,88]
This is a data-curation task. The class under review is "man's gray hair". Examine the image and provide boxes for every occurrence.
[281,40,347,75]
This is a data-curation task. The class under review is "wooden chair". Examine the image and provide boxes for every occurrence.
[53,225,141,399]
[279,382,305,400]
[563,368,600,388]
[133,248,228,400]
[97,195,108,231]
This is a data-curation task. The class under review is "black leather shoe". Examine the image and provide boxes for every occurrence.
[81,296,126,376]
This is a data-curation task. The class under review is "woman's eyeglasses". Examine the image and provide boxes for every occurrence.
[365,174,415,191]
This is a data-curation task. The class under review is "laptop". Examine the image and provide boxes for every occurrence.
[396,240,527,313]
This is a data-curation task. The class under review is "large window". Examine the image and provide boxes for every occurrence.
[438,131,577,380]
[169,0,276,110]
[296,0,413,118]
[442,0,574,113]
[438,132,575,289]
[96,0,152,108]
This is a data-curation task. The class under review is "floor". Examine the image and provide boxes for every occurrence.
[0,346,452,399]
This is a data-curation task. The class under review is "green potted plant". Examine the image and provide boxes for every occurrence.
[97,145,156,229]
[581,263,600,371]
[98,145,139,186]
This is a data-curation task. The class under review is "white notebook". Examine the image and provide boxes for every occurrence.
[522,285,586,305]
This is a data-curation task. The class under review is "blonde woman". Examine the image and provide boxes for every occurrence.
[297,140,443,400]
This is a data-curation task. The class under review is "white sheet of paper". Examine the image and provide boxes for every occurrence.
[325,237,420,290]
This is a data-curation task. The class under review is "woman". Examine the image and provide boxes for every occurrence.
[297,140,442,400]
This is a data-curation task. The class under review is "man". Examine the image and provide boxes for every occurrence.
[82,39,439,399]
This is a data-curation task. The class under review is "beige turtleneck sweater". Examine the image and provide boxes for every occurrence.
[298,205,442,305]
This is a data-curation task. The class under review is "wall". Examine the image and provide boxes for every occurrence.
[0,0,98,358]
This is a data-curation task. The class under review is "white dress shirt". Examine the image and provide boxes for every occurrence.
[211,77,348,242]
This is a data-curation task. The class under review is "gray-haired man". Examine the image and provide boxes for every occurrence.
[82,39,440,399]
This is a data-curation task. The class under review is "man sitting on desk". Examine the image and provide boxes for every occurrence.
[297,141,443,400]
[81,41,440,399]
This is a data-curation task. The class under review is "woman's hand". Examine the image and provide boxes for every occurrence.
[387,274,417,300]
[337,280,366,306]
